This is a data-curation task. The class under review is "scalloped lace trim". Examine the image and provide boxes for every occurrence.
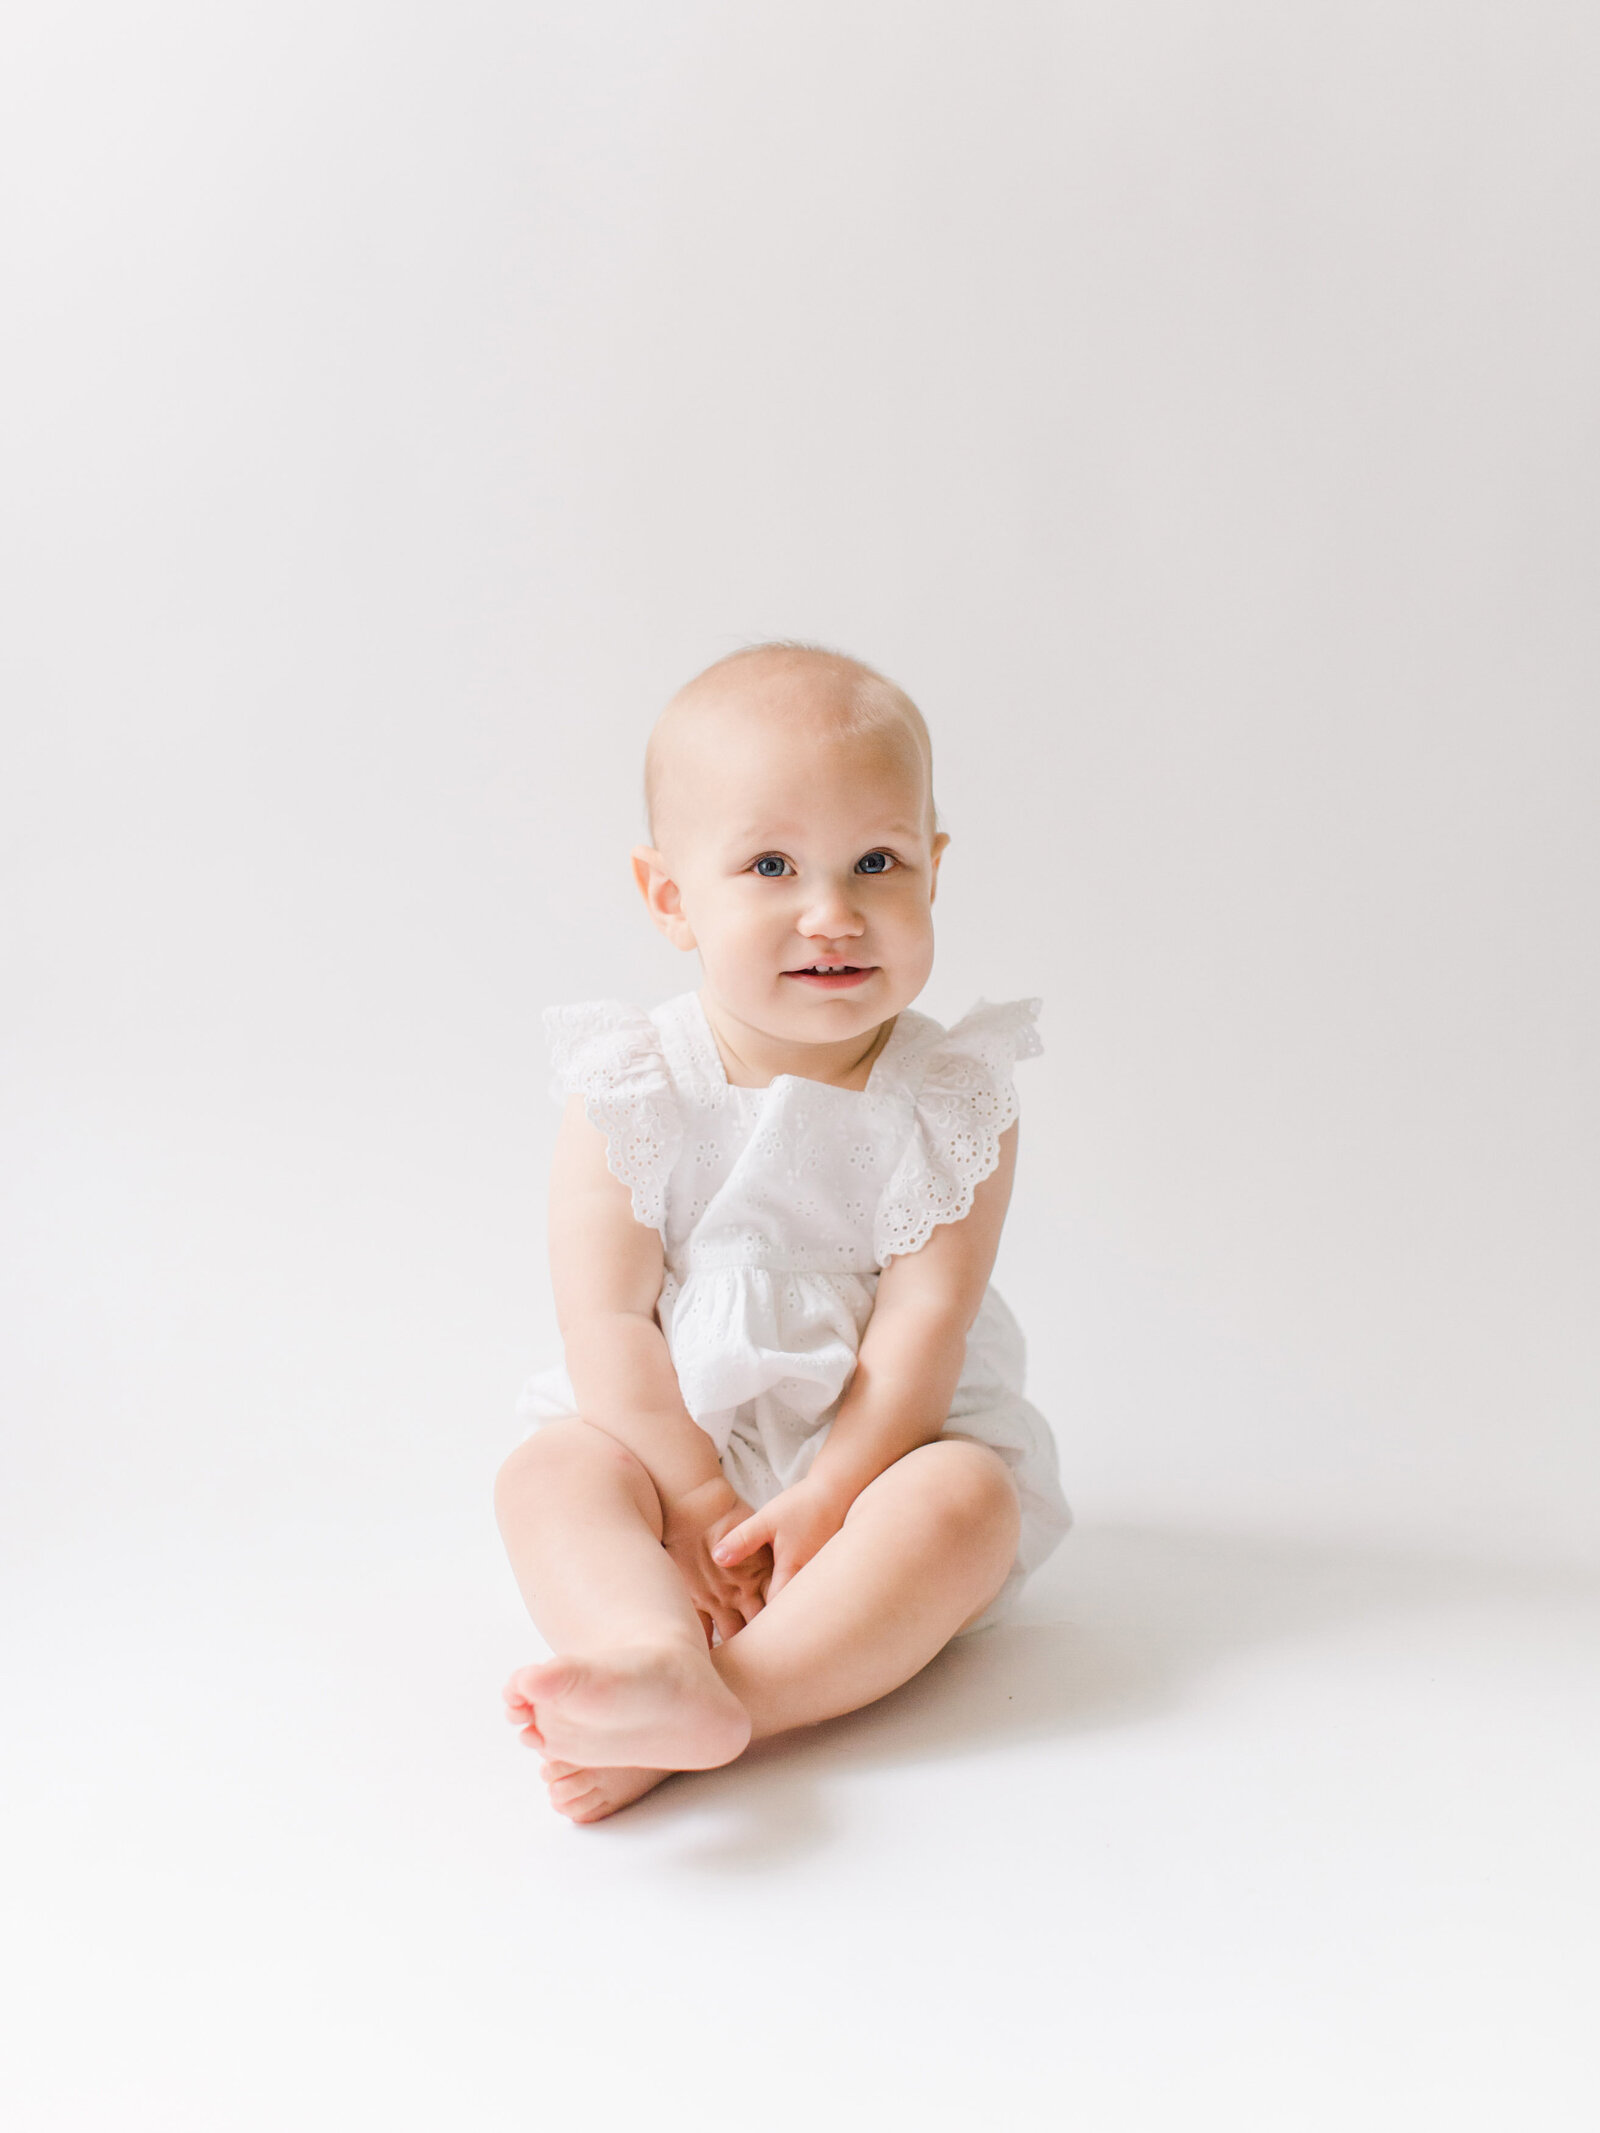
[545,1000,680,1234]
[872,998,1042,1265]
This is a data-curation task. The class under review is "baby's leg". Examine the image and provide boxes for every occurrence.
[495,1419,750,1776]
[536,1440,1021,1822]
[711,1438,1021,1741]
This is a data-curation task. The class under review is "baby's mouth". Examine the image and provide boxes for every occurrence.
[784,964,877,988]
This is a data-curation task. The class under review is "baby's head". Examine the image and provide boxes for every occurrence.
[633,643,950,1052]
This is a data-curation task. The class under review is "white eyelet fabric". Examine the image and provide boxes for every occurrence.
[545,998,682,1236]
[872,996,1045,1265]
[518,990,1071,1629]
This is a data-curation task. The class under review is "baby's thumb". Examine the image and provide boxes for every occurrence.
[713,1514,768,1567]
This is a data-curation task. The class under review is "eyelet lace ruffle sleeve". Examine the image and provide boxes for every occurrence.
[872,996,1043,1266]
[544,999,682,1235]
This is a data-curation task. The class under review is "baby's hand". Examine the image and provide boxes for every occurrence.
[712,1478,847,1604]
[661,1475,771,1645]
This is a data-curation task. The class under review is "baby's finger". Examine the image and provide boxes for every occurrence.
[700,1573,749,1636]
[713,1512,769,1567]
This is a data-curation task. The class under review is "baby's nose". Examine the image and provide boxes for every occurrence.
[799,881,865,936]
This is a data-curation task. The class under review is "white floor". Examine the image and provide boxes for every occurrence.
[6,1468,1598,2132]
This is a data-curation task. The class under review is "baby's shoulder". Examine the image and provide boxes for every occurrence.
[870,995,1044,1265]
[891,995,1044,1093]
[541,996,696,1235]
[541,990,720,1105]
[543,997,665,1093]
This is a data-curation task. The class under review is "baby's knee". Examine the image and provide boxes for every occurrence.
[913,1440,1021,1556]
[493,1417,647,1514]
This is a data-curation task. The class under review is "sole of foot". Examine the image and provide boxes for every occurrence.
[540,1759,669,1824]
[502,1644,752,1771]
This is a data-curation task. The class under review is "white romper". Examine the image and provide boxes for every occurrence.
[515,989,1072,1631]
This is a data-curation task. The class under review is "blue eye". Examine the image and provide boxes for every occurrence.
[753,854,790,877]
[857,851,895,874]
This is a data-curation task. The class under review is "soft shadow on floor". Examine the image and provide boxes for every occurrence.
[592,1521,1600,1867]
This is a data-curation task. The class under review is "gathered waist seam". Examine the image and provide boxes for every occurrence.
[664,1256,881,1280]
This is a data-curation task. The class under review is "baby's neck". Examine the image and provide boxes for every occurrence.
[698,993,895,1091]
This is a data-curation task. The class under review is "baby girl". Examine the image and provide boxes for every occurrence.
[496,643,1070,1822]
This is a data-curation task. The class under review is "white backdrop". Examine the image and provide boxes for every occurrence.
[5,1,1597,1569]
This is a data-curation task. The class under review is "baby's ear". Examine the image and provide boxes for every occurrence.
[928,830,951,900]
[631,845,697,951]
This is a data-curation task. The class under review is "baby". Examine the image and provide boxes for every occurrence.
[497,643,1070,1821]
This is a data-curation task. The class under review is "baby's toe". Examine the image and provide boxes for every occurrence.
[547,1769,596,1807]
[552,1784,606,1823]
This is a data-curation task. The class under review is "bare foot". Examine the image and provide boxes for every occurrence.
[539,1758,669,1824]
[501,1643,751,1770]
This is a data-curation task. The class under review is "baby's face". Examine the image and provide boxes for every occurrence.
[638,710,948,1055]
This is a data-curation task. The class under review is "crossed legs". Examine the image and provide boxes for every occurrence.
[495,1418,1020,1822]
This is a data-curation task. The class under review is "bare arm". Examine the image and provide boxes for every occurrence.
[548,1094,726,1504]
[806,1120,1018,1508]
[714,1123,1019,1595]
[549,1094,771,1637]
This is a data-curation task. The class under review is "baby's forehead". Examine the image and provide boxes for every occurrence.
[661,704,924,831]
